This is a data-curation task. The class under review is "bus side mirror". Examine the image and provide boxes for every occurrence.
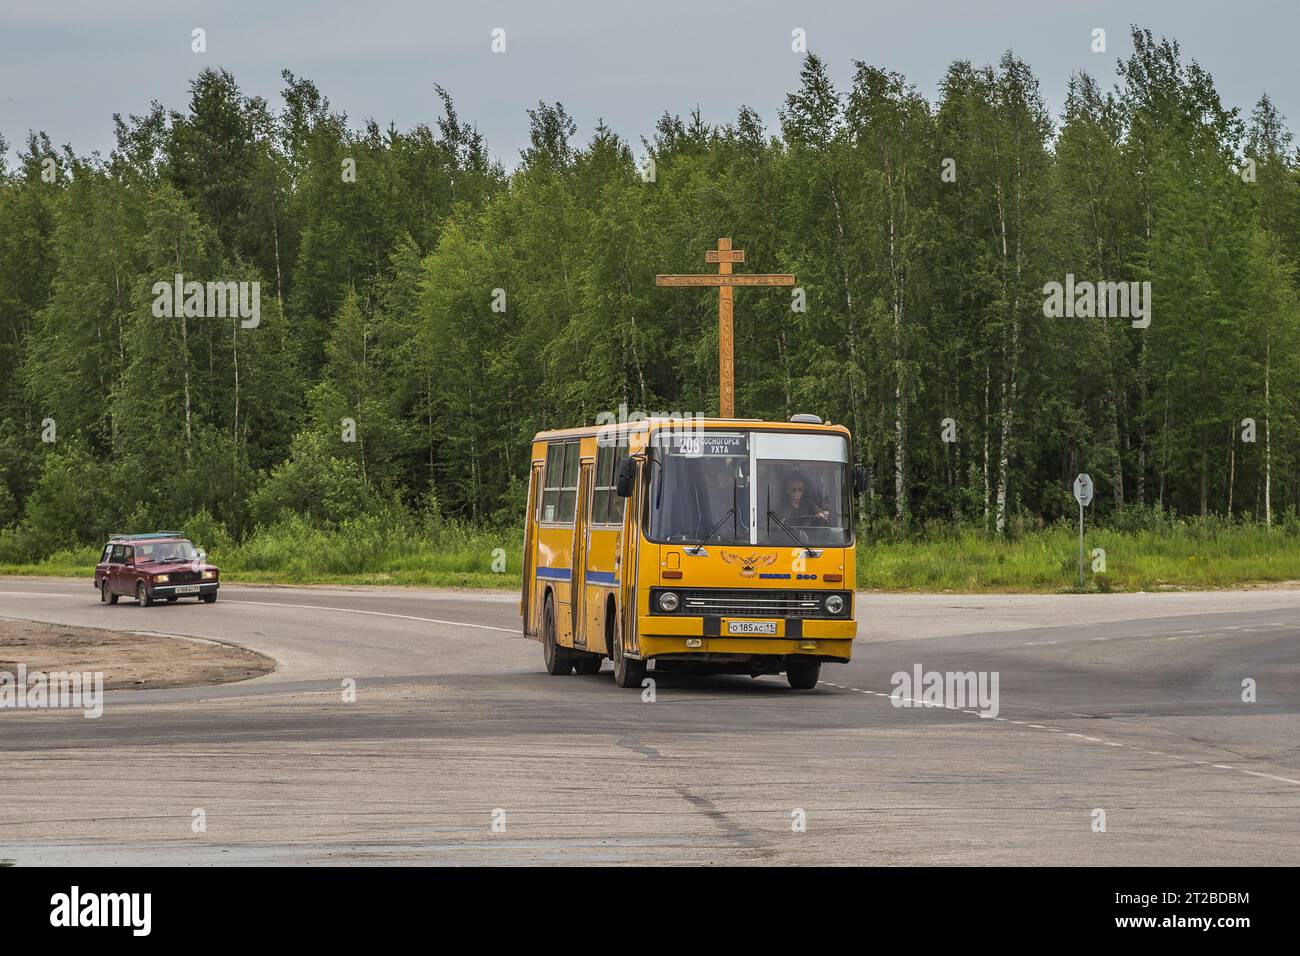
[854,466,868,495]
[615,458,636,498]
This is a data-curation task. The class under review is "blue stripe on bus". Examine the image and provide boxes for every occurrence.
[537,566,618,586]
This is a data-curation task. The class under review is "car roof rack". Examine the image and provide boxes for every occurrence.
[109,531,184,541]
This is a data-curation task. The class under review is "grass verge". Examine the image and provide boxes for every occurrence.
[4,519,1299,593]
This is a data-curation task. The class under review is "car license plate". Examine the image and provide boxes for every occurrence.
[728,620,777,635]
[175,585,200,594]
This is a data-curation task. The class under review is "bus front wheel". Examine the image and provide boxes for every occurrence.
[542,596,573,675]
[785,660,821,690]
[611,618,646,689]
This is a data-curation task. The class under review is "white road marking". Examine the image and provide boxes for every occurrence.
[221,598,519,633]
[0,589,521,634]
[0,591,89,598]
[1239,768,1300,785]
[818,682,1300,787]
[12,584,1300,787]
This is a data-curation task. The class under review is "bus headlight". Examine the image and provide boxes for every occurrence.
[659,591,680,612]
[824,594,845,615]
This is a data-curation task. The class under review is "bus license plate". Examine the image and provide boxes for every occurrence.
[728,621,777,635]
[175,585,200,594]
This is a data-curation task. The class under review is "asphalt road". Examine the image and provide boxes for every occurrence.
[1,577,1298,865]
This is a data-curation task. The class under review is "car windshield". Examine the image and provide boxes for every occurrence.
[134,539,198,563]
[646,430,852,547]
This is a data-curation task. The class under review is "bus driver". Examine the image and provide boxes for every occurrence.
[780,472,830,524]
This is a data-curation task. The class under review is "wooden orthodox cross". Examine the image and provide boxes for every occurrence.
[656,238,795,417]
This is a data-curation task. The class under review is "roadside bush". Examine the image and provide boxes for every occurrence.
[249,431,396,527]
[180,508,234,559]
[1105,503,1171,535]
[14,439,114,555]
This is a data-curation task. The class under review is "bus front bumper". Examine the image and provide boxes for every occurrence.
[635,616,855,663]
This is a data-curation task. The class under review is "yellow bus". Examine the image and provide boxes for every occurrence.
[520,414,861,689]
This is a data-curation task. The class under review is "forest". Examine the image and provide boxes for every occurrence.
[1,27,1298,582]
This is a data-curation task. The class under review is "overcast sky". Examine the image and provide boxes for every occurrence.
[2,1,1297,168]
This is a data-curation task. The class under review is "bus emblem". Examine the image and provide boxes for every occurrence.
[721,550,778,578]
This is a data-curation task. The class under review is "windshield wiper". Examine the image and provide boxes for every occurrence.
[764,509,806,546]
[766,510,819,556]
[686,507,737,554]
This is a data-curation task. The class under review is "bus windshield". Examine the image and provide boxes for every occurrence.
[646,430,852,547]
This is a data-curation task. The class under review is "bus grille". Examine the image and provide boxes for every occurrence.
[678,589,840,618]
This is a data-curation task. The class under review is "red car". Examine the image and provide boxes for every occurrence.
[94,532,220,606]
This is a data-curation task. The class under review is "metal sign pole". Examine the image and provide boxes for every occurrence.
[1078,501,1085,590]
[1072,473,1093,591]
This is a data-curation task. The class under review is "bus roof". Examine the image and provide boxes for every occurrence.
[531,417,850,442]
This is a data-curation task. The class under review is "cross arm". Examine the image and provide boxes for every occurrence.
[655,274,796,287]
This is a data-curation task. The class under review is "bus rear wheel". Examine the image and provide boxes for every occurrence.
[542,596,573,675]
[785,660,821,690]
[574,654,602,675]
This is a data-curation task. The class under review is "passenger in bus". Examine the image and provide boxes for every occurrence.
[780,472,830,524]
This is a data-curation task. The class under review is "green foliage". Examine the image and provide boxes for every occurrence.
[0,438,111,560]
[857,518,1300,591]
[7,515,1299,594]
[3,29,1300,578]
[182,511,520,587]
[249,431,396,527]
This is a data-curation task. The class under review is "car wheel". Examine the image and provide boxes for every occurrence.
[136,581,153,607]
[200,593,217,604]
[542,595,572,675]
[611,615,646,689]
[100,580,118,605]
[785,660,821,690]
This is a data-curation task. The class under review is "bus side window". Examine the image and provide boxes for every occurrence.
[557,441,579,523]
[593,439,629,525]
[541,442,566,524]
[592,443,612,525]
[606,440,628,525]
